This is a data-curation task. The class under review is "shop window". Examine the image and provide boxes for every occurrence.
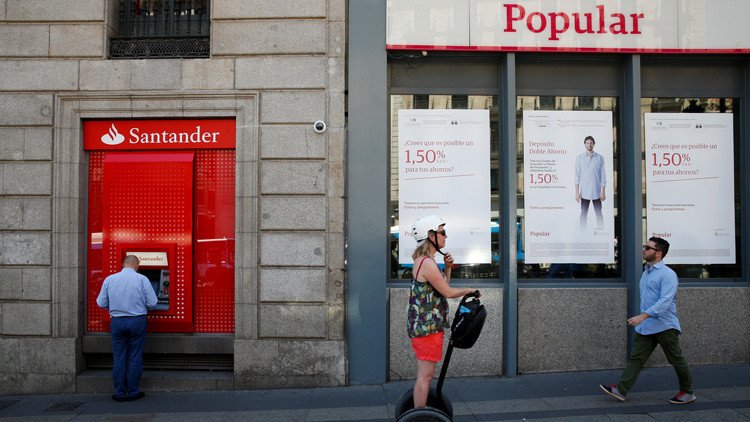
[110,0,210,59]
[516,96,621,279]
[641,97,741,279]
[389,94,500,280]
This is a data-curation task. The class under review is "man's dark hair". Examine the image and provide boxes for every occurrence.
[649,236,670,257]
[584,135,595,144]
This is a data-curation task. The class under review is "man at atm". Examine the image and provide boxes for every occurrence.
[96,255,158,402]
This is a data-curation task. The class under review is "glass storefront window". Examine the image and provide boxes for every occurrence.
[516,96,621,279]
[389,94,500,280]
[641,97,741,279]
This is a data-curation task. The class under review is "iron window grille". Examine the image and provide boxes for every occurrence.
[110,0,210,59]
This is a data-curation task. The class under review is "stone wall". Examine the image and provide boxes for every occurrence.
[0,0,347,393]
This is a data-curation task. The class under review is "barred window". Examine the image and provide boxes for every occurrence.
[110,0,210,59]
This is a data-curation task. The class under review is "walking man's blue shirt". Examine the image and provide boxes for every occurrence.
[97,267,158,317]
[636,261,682,335]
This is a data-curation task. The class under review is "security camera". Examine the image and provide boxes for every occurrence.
[313,120,327,134]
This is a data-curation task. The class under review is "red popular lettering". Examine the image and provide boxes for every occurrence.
[503,3,644,41]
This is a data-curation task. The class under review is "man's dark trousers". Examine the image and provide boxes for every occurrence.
[618,329,693,395]
[110,315,147,398]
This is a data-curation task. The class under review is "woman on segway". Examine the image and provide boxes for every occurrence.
[408,215,478,408]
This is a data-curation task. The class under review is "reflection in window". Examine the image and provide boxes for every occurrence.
[389,95,500,280]
[516,96,621,279]
[641,98,741,279]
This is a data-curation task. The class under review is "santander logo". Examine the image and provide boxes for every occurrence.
[101,124,125,145]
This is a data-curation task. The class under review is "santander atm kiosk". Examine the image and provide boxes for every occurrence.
[84,119,236,335]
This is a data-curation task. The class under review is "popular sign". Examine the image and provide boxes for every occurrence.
[387,0,750,53]
[84,119,236,150]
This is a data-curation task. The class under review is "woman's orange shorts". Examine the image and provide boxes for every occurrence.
[410,331,444,362]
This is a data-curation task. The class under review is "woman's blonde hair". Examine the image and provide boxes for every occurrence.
[411,236,433,260]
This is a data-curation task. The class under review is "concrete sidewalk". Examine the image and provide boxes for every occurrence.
[1,364,749,421]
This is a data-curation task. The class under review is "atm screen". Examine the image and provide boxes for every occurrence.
[139,269,170,311]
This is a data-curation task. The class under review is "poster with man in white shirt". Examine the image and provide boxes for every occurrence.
[523,110,615,264]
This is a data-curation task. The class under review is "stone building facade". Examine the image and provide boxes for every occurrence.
[0,0,346,393]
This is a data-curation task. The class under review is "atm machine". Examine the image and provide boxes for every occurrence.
[120,246,176,312]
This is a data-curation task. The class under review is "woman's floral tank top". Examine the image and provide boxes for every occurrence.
[407,257,449,338]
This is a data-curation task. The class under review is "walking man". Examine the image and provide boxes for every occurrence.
[97,255,157,402]
[599,237,696,404]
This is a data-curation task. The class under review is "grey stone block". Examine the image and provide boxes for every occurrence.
[328,160,344,198]
[0,24,48,56]
[259,303,326,338]
[259,268,326,302]
[328,196,345,234]
[0,128,24,160]
[20,338,77,373]
[260,161,326,194]
[260,91,326,123]
[0,373,75,394]
[327,269,344,304]
[389,287,503,379]
[235,302,258,340]
[328,0,346,22]
[329,57,345,92]
[23,128,53,160]
[213,20,326,55]
[22,267,51,300]
[260,125,327,159]
[327,233,345,270]
[182,59,235,90]
[2,302,51,335]
[131,59,181,90]
[6,0,104,21]
[79,60,131,91]
[260,195,326,230]
[213,0,326,19]
[235,267,258,306]
[2,163,51,195]
[237,196,258,234]
[237,161,258,198]
[238,232,259,271]
[234,339,345,388]
[0,268,23,299]
[328,92,346,130]
[236,56,326,89]
[329,23,345,58]
[50,24,104,57]
[260,232,325,266]
[328,304,344,340]
[0,338,20,372]
[0,94,53,125]
[327,127,345,162]
[0,197,50,230]
[0,233,51,265]
[0,60,78,90]
[518,288,627,373]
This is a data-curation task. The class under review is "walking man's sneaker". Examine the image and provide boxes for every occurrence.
[599,384,626,402]
[669,391,696,404]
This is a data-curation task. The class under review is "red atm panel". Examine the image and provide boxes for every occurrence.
[102,152,195,332]
[87,147,235,334]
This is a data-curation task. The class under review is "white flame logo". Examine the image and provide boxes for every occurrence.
[101,124,125,145]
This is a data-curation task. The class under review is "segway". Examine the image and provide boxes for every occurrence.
[395,291,486,421]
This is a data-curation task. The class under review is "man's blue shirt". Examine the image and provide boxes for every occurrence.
[575,151,606,200]
[96,267,158,317]
[636,261,682,335]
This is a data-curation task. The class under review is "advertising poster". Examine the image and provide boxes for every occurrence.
[522,110,615,264]
[644,113,736,264]
[398,109,491,265]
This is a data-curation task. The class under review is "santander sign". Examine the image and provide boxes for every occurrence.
[84,119,236,151]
